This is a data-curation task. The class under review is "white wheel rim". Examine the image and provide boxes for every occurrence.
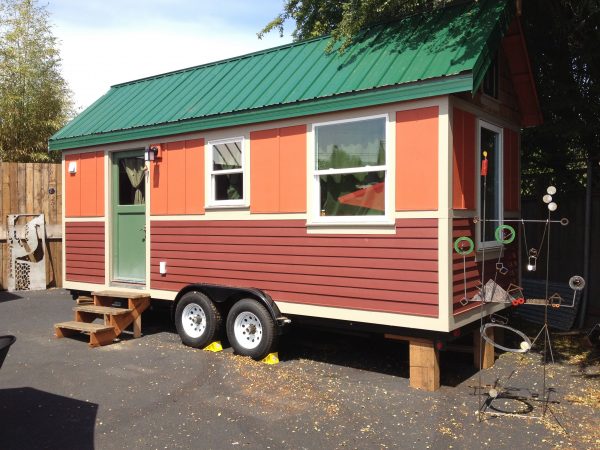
[181,303,207,339]
[233,311,263,350]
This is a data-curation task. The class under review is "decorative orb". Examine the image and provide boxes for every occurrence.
[520,341,531,351]
[527,264,534,271]
[543,194,552,204]
[548,202,558,211]
[489,388,498,398]
[547,186,557,195]
[483,151,488,157]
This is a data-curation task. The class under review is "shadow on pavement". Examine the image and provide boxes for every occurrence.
[0,387,98,450]
[279,325,478,387]
[0,292,22,303]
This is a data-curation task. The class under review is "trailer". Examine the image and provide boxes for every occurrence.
[51,0,542,390]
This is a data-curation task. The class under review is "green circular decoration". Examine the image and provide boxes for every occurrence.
[454,236,474,255]
[495,225,516,244]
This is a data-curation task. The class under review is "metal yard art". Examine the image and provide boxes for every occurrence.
[455,152,586,421]
[7,214,47,291]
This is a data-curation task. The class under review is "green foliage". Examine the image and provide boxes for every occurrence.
[521,0,600,197]
[0,0,72,162]
[258,0,453,52]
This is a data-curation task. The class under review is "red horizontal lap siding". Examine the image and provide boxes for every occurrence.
[65,222,105,284]
[452,218,518,315]
[150,219,439,317]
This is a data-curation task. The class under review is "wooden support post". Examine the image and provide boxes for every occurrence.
[133,315,142,339]
[474,326,495,369]
[409,338,440,391]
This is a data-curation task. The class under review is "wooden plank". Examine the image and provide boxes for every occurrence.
[55,163,63,288]
[473,327,495,369]
[9,163,18,214]
[32,163,42,215]
[92,290,150,299]
[25,164,34,213]
[409,339,440,391]
[17,163,26,213]
[54,321,113,333]
[73,305,132,315]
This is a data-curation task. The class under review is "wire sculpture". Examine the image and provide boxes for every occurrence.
[456,153,587,422]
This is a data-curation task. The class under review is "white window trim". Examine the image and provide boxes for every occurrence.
[206,136,247,208]
[308,113,394,225]
[476,119,504,249]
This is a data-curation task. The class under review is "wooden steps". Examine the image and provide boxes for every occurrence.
[55,290,151,347]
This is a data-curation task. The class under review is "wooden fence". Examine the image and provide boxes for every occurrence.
[0,162,62,290]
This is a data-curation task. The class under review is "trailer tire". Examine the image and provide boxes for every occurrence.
[175,291,221,348]
[226,298,277,360]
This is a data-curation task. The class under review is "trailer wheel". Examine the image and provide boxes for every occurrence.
[226,298,277,360]
[175,291,221,348]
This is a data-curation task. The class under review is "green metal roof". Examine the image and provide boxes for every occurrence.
[50,0,513,151]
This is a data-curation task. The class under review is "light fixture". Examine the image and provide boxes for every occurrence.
[68,161,77,174]
[144,145,158,161]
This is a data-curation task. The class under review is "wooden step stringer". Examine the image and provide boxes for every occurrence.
[55,291,151,347]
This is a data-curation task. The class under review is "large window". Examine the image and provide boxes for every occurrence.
[313,116,388,221]
[477,121,503,247]
[208,137,245,206]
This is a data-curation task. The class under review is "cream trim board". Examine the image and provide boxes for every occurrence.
[307,112,396,226]
[307,224,396,235]
[449,302,509,330]
[61,156,66,288]
[450,96,521,132]
[277,302,449,332]
[439,97,453,330]
[475,119,504,249]
[205,136,249,208]
[63,280,109,293]
[150,212,307,221]
[64,217,107,223]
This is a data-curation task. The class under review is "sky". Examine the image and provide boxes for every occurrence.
[46,0,293,111]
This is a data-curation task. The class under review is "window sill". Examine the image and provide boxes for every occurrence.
[205,203,249,210]
[306,217,396,234]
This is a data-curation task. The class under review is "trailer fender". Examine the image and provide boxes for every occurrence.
[173,283,291,329]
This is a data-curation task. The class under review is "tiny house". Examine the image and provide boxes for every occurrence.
[51,0,541,389]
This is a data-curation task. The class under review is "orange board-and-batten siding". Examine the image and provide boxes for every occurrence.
[452,108,476,210]
[150,139,204,215]
[452,218,518,315]
[396,107,439,211]
[65,152,104,217]
[150,219,439,317]
[452,107,520,211]
[65,222,105,284]
[250,125,307,213]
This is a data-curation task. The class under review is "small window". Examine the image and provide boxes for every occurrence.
[208,138,245,206]
[313,116,388,221]
[482,54,498,99]
[477,121,503,248]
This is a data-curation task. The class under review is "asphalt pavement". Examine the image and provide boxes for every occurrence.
[0,289,597,449]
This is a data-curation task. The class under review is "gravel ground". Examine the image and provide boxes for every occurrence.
[0,289,598,450]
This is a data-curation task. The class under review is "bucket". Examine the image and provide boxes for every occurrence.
[0,335,16,369]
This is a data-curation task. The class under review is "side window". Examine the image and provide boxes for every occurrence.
[208,137,245,206]
[313,116,388,221]
[477,121,503,247]
[482,54,499,99]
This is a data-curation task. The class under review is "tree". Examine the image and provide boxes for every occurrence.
[520,0,600,198]
[259,0,453,52]
[0,0,72,162]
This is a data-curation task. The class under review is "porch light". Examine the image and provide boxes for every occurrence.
[144,146,158,161]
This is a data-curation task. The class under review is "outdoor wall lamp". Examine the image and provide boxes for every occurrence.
[144,145,158,162]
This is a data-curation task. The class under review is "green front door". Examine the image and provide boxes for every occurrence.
[112,150,146,283]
